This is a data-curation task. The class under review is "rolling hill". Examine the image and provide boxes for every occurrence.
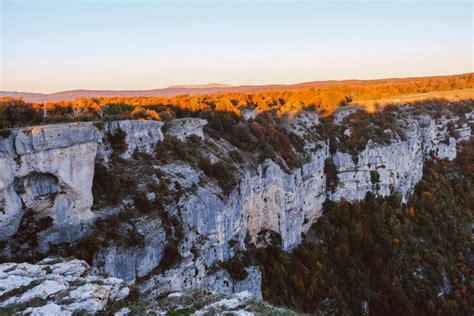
[1,73,472,103]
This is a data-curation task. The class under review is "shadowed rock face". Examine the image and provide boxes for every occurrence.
[13,173,59,211]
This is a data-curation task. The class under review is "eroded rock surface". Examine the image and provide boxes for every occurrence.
[152,289,297,315]
[0,123,98,246]
[164,118,207,140]
[102,120,164,160]
[0,258,129,315]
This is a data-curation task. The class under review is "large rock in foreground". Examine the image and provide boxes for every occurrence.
[153,289,297,315]
[0,258,130,315]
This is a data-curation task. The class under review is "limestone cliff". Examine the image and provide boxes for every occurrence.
[0,123,99,248]
[0,104,472,310]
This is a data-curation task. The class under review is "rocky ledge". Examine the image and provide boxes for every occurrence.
[0,257,292,315]
[0,258,130,315]
[153,289,297,316]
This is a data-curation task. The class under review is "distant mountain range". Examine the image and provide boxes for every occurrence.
[1,73,472,103]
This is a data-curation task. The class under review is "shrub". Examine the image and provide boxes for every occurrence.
[103,103,134,116]
[0,129,11,138]
[204,110,305,171]
[198,157,237,194]
[93,121,104,130]
[197,157,213,175]
[7,209,53,260]
[107,128,128,157]
[134,193,154,214]
[155,136,201,164]
[0,99,43,127]
[166,307,196,316]
[370,170,380,184]
[219,254,251,281]
[158,241,183,271]
[92,162,135,208]
[158,109,176,121]
[146,109,161,121]
[324,158,338,192]
[229,150,243,163]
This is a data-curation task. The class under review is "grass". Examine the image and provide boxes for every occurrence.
[0,298,46,315]
[360,88,474,111]
[0,280,42,302]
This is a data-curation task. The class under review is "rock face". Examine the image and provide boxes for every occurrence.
[330,115,467,203]
[0,258,129,315]
[141,261,263,303]
[283,110,320,137]
[242,150,327,250]
[94,218,167,283]
[164,118,206,140]
[0,106,472,311]
[154,289,296,315]
[0,123,99,247]
[103,108,471,297]
[101,120,164,160]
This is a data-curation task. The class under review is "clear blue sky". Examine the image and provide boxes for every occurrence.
[1,0,472,93]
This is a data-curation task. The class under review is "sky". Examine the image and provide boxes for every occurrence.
[0,0,472,93]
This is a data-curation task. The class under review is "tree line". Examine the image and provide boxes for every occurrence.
[1,73,472,128]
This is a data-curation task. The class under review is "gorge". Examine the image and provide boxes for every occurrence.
[0,100,473,315]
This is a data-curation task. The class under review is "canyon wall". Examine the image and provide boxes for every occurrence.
[0,107,471,301]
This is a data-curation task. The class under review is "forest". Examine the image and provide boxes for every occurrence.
[0,73,472,129]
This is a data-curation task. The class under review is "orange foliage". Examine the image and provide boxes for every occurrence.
[130,106,147,118]
[2,73,473,123]
[146,109,161,121]
[392,238,401,246]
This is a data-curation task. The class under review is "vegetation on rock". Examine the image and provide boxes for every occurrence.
[1,73,472,129]
[224,141,473,315]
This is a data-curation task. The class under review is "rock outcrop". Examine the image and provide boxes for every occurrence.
[164,118,206,140]
[0,123,99,247]
[153,289,296,315]
[330,115,469,203]
[0,258,129,315]
[101,120,164,160]
[96,107,472,295]
[94,217,167,283]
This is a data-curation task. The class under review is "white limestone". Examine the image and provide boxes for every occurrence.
[0,258,129,314]
[165,118,207,140]
[0,123,98,246]
[103,120,164,159]
[24,303,72,316]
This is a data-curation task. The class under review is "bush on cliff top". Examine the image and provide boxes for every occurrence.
[107,128,128,157]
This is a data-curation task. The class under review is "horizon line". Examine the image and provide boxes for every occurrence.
[1,71,473,95]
